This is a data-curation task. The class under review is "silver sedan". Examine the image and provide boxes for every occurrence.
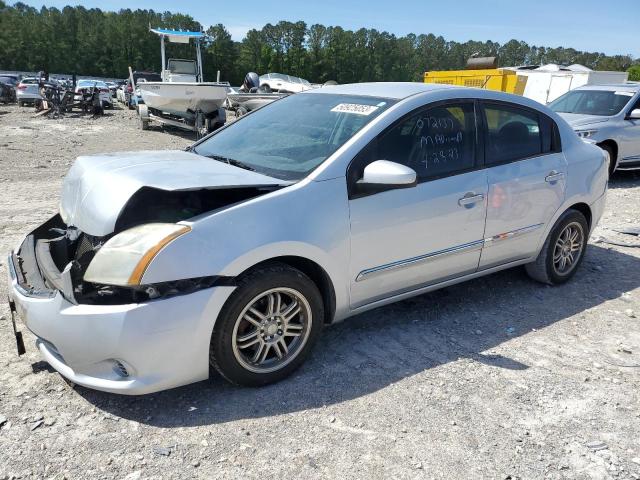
[7,83,608,394]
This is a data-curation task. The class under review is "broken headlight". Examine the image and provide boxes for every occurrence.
[83,223,191,286]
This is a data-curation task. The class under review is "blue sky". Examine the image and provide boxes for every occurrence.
[20,0,640,57]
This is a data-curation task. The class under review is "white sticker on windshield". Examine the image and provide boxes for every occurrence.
[615,91,634,97]
[331,103,379,115]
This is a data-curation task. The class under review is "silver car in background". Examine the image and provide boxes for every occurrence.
[16,77,42,106]
[549,83,640,174]
[7,83,607,394]
[259,72,314,93]
[75,80,114,109]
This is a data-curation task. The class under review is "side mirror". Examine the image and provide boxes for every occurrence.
[627,108,640,120]
[358,160,417,189]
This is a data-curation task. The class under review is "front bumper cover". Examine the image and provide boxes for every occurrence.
[7,229,236,395]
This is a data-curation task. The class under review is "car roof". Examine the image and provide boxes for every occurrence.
[572,83,640,93]
[307,82,456,100]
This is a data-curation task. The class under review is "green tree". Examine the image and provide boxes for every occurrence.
[628,65,640,81]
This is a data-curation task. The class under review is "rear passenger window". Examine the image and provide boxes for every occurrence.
[374,102,477,181]
[483,104,543,165]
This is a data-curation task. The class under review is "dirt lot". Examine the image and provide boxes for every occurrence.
[0,103,639,480]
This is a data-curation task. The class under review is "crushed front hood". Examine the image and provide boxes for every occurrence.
[60,150,283,236]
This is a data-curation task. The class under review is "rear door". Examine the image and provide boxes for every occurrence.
[479,101,566,269]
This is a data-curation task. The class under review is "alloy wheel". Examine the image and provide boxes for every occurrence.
[552,221,584,275]
[231,287,312,374]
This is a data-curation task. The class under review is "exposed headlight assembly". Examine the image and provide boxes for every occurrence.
[575,129,598,139]
[84,223,191,286]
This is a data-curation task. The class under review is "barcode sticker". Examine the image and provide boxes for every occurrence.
[614,91,634,97]
[331,103,379,115]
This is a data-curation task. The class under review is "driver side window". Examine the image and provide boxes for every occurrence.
[351,102,478,186]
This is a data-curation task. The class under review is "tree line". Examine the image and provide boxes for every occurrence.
[1,2,639,85]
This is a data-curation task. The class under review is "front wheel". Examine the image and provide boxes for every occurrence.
[525,209,589,285]
[600,144,616,177]
[210,263,324,386]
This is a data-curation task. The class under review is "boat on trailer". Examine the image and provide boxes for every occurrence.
[137,28,228,137]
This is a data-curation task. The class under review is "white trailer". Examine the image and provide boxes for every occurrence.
[512,64,629,104]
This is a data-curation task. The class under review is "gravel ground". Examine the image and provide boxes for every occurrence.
[1,103,640,480]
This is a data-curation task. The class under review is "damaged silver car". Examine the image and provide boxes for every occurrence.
[7,83,608,394]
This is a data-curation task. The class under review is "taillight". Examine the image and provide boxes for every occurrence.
[127,85,133,92]
[17,84,27,90]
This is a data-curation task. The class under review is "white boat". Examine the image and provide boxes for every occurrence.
[137,28,228,137]
[140,81,228,116]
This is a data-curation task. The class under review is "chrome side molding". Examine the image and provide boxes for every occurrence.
[356,223,544,282]
[355,240,484,282]
[483,223,543,246]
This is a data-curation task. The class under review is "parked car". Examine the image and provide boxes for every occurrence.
[0,74,19,103]
[116,80,127,103]
[0,80,15,103]
[259,72,314,93]
[75,80,113,109]
[16,77,42,105]
[105,81,118,98]
[7,83,607,395]
[549,83,640,174]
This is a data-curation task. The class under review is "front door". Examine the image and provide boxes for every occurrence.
[618,95,640,164]
[479,101,567,269]
[348,101,488,308]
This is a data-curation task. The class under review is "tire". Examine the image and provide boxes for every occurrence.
[195,110,210,139]
[600,144,616,177]
[18,101,24,107]
[236,106,248,117]
[525,209,589,285]
[138,104,149,130]
[210,262,324,387]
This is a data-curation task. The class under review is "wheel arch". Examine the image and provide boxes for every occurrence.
[597,139,618,169]
[568,202,592,230]
[236,256,337,325]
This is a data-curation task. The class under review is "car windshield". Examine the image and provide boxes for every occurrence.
[194,93,395,181]
[549,89,635,116]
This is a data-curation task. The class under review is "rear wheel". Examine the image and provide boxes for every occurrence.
[525,209,589,285]
[209,263,323,386]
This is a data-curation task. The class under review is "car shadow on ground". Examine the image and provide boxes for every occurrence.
[72,244,640,426]
[609,170,640,189]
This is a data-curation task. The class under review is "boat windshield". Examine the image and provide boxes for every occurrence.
[194,93,395,181]
[168,59,197,75]
[549,89,635,116]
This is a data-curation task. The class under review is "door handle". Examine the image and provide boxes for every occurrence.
[545,171,565,183]
[458,193,485,207]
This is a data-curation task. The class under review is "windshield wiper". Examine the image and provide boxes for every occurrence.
[206,154,256,172]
